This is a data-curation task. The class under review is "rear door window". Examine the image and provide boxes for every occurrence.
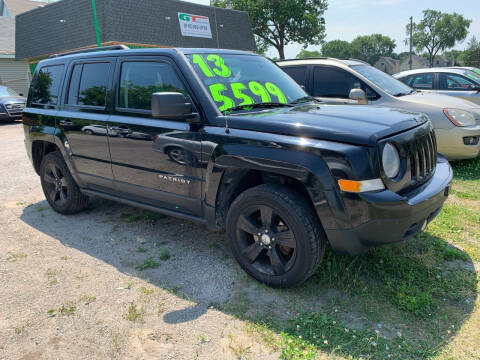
[66,62,110,107]
[439,73,476,90]
[30,65,65,107]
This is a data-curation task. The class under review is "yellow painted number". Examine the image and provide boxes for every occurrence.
[231,82,254,106]
[209,83,235,111]
[248,81,271,102]
[265,82,287,103]
[192,54,214,78]
[206,54,232,78]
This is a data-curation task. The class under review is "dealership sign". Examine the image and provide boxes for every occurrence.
[178,12,212,39]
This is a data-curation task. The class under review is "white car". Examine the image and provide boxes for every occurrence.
[394,67,480,105]
[278,58,480,160]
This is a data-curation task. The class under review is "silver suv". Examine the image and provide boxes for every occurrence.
[277,58,480,160]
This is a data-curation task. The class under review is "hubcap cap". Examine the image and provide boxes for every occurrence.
[260,233,271,245]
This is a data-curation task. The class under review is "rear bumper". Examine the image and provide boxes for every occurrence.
[325,157,452,255]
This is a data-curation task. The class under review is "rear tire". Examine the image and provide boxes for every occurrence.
[226,184,325,288]
[40,151,89,214]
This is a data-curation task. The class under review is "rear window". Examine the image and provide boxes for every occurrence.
[30,65,64,107]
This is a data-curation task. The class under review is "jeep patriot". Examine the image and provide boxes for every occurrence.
[23,46,452,287]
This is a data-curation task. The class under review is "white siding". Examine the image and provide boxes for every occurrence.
[0,59,30,95]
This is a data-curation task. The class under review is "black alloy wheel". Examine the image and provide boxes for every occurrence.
[226,184,325,288]
[40,151,89,214]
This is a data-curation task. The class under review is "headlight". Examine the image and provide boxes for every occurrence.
[443,108,476,127]
[382,143,400,178]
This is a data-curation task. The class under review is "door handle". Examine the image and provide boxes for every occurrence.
[59,120,73,126]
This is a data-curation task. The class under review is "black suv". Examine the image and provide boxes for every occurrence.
[23,46,452,287]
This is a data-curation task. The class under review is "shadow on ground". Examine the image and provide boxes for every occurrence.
[20,197,477,359]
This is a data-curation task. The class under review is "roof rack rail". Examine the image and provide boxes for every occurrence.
[49,45,130,58]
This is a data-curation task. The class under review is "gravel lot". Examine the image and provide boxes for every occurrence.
[0,122,280,360]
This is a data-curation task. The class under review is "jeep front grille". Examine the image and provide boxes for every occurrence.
[408,129,437,185]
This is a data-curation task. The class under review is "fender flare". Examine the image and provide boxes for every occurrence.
[204,143,350,232]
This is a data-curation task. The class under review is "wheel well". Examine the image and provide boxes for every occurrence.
[215,169,315,229]
[32,141,59,175]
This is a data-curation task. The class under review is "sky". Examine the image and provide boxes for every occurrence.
[183,0,479,59]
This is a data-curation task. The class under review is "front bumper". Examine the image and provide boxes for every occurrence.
[0,111,22,121]
[435,125,480,160]
[325,157,452,255]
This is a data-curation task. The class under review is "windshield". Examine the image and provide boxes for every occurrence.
[0,86,19,97]
[464,70,480,84]
[186,53,306,112]
[351,65,412,96]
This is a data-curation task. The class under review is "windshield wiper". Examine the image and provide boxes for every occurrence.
[223,102,293,114]
[289,96,322,104]
[394,89,416,97]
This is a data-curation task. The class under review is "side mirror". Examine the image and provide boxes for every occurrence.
[349,88,367,105]
[151,92,192,119]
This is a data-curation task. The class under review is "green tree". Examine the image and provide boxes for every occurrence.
[321,40,352,58]
[296,49,322,59]
[406,10,471,67]
[213,0,328,59]
[350,34,396,64]
[463,37,480,67]
[443,49,463,65]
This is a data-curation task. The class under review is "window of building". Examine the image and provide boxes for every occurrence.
[118,61,187,110]
[30,65,64,107]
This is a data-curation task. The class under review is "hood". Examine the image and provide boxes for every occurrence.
[220,104,428,146]
[400,91,480,111]
[0,96,26,105]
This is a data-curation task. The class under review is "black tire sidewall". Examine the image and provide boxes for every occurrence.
[226,185,322,288]
[40,152,83,214]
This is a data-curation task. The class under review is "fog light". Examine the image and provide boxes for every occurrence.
[463,136,479,145]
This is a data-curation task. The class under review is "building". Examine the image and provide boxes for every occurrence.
[16,0,256,72]
[398,54,428,72]
[0,0,46,95]
[374,56,399,75]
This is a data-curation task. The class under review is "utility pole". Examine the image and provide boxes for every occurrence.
[409,16,413,70]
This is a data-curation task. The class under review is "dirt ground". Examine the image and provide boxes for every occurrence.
[0,122,280,360]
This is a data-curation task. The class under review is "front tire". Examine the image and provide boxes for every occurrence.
[40,151,89,214]
[226,184,325,288]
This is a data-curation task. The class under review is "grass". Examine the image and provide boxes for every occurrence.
[125,301,144,322]
[121,211,166,224]
[6,252,27,262]
[159,246,170,261]
[135,257,159,271]
[223,157,480,359]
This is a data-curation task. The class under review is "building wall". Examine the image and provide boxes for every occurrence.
[16,0,255,60]
[16,0,105,59]
[0,58,30,95]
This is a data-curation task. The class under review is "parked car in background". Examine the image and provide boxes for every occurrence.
[278,58,480,160]
[393,67,480,104]
[0,86,25,122]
